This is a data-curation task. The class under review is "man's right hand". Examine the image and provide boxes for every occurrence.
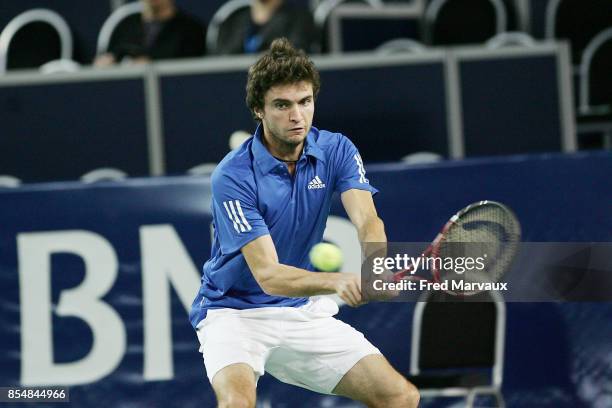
[333,273,363,307]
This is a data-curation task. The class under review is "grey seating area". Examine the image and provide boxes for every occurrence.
[0,42,575,182]
[0,0,608,182]
[0,1,606,61]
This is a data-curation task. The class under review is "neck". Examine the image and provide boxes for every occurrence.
[261,130,303,163]
[143,2,176,22]
[251,0,283,25]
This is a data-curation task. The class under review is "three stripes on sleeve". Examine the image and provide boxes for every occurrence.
[353,154,368,184]
[223,200,252,232]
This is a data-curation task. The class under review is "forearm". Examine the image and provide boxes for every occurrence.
[257,264,341,297]
[358,216,387,259]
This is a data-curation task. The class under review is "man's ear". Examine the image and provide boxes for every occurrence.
[254,108,263,119]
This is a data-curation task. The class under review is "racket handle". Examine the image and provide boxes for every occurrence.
[393,269,411,282]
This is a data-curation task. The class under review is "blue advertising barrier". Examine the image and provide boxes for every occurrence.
[0,151,611,407]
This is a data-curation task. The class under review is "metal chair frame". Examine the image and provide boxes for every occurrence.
[0,8,73,74]
[410,290,507,407]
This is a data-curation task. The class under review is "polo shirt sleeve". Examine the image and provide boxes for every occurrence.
[334,134,379,195]
[211,172,270,254]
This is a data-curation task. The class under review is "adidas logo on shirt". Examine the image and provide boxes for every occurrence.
[308,176,326,190]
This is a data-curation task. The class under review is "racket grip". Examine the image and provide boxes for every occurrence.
[393,269,410,282]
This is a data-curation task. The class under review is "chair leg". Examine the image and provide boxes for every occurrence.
[466,387,505,408]
[603,130,612,149]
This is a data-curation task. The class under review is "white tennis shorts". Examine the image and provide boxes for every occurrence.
[196,296,381,394]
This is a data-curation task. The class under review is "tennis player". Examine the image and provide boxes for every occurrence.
[190,38,419,408]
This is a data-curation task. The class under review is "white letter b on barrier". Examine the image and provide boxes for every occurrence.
[18,230,126,385]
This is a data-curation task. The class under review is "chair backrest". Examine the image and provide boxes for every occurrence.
[0,175,22,188]
[400,151,443,164]
[0,9,73,74]
[486,31,536,49]
[187,163,218,176]
[376,38,427,55]
[39,58,81,74]
[545,0,612,65]
[81,168,128,183]
[314,0,383,53]
[206,0,251,54]
[96,1,144,55]
[424,0,507,45]
[229,130,252,150]
[411,290,505,387]
[314,0,383,30]
[579,27,612,114]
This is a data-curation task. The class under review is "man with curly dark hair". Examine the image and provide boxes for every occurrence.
[190,38,419,408]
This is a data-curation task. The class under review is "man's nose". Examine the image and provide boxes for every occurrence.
[289,105,302,122]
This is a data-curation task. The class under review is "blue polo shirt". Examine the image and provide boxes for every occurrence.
[189,126,377,328]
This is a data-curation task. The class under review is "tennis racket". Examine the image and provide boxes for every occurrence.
[393,200,521,295]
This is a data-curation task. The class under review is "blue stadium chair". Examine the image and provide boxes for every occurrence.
[485,31,536,49]
[545,0,612,66]
[314,0,383,52]
[81,168,128,183]
[0,9,73,74]
[0,175,22,188]
[96,1,144,55]
[314,0,383,29]
[579,27,612,116]
[409,290,506,407]
[205,0,251,54]
[376,38,427,54]
[423,0,507,45]
[400,151,443,164]
[39,58,81,74]
[578,27,612,149]
[187,163,218,176]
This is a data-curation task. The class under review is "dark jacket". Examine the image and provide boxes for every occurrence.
[106,10,206,61]
[215,3,316,54]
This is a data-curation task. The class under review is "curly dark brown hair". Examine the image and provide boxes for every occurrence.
[246,38,321,121]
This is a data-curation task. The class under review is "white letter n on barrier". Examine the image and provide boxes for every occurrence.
[17,230,126,385]
[140,225,200,381]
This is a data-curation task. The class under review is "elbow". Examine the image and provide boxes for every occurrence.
[258,279,276,296]
[253,265,281,296]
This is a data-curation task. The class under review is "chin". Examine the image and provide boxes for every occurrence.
[283,133,306,144]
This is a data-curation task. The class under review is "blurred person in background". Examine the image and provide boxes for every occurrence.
[94,0,206,66]
[215,0,316,55]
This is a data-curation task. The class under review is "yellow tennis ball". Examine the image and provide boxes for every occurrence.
[309,242,343,272]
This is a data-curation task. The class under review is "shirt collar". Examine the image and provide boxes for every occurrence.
[252,125,326,174]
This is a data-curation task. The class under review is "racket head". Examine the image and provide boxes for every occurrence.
[434,200,521,295]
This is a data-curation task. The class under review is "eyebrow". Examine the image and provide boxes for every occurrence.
[271,96,313,104]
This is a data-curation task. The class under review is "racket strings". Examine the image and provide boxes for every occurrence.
[437,204,520,288]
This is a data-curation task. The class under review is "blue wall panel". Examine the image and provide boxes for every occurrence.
[338,17,421,52]
[160,70,256,172]
[160,62,449,172]
[0,79,150,182]
[316,63,449,161]
[460,55,563,156]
